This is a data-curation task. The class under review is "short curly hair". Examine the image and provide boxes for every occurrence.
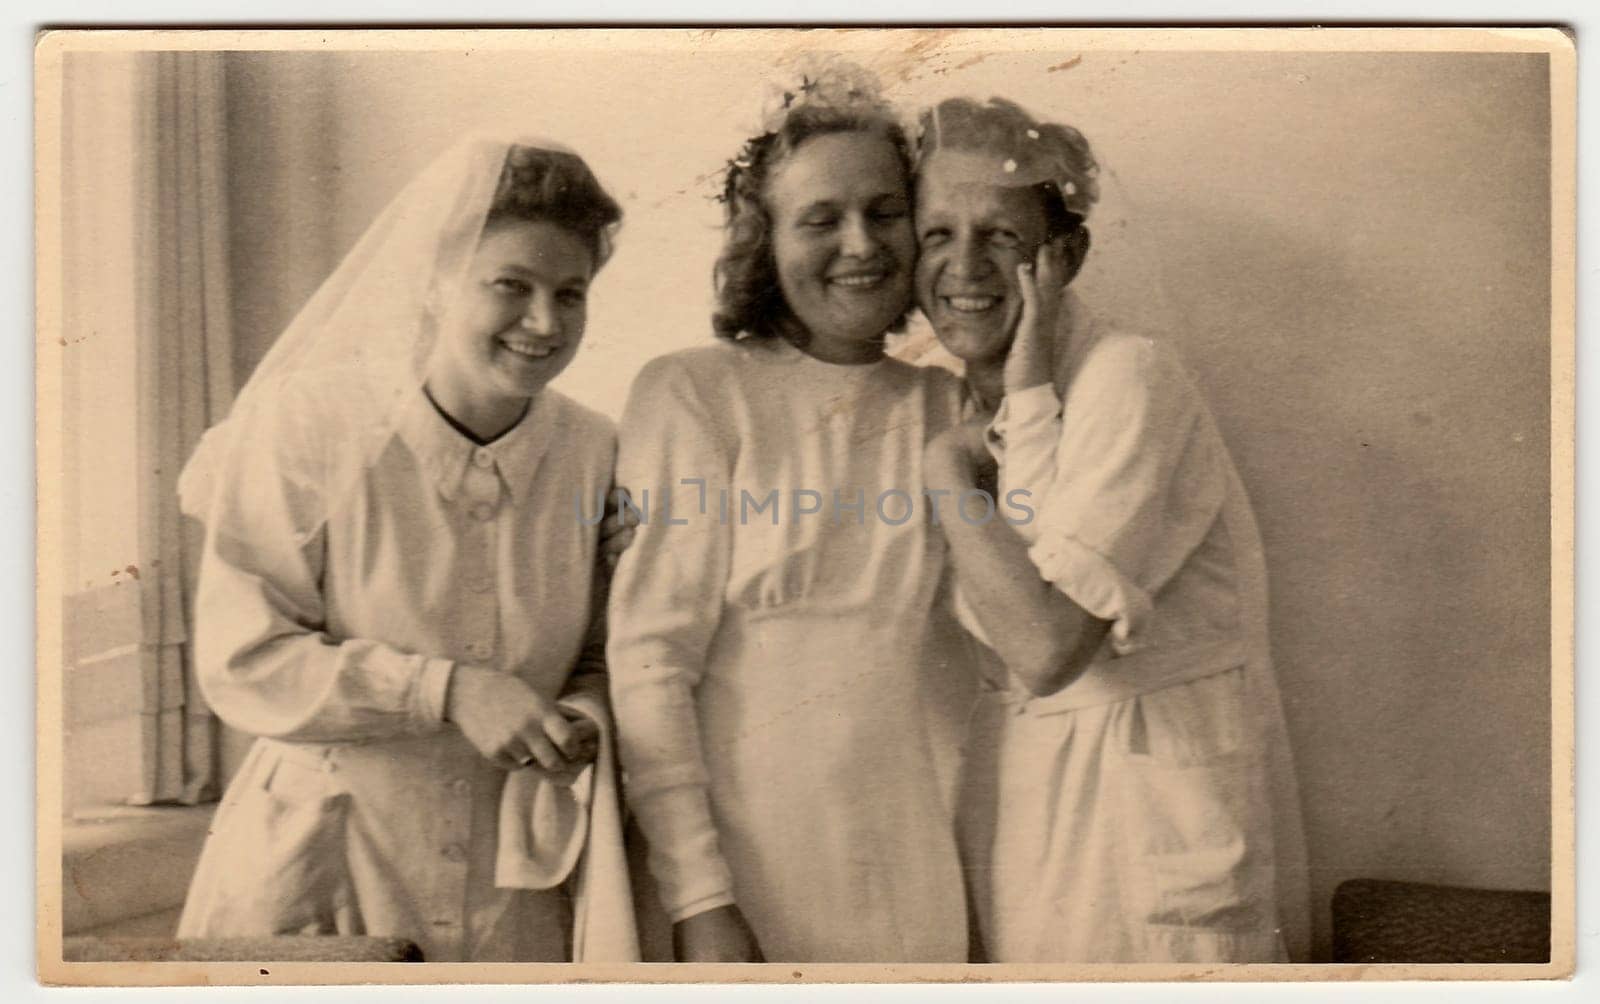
[485,144,623,267]
[712,100,914,342]
[914,96,1099,242]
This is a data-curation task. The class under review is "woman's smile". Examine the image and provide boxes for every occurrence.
[497,332,563,360]
[765,131,916,363]
[940,293,1003,313]
[828,267,891,291]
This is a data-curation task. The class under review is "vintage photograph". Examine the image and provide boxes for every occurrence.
[35,27,1573,985]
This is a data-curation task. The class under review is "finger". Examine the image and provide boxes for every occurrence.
[552,715,598,759]
[605,489,640,527]
[1036,240,1063,291]
[602,525,636,557]
[540,711,577,756]
[616,499,641,529]
[520,733,568,773]
[1054,236,1075,286]
[562,715,600,743]
[1014,260,1038,319]
[564,730,601,764]
[498,749,535,771]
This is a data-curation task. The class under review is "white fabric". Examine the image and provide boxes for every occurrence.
[607,337,977,962]
[177,132,611,524]
[960,296,1312,963]
[496,685,641,962]
[177,374,618,962]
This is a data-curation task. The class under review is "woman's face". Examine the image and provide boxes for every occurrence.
[431,219,594,407]
[914,149,1052,367]
[765,131,915,362]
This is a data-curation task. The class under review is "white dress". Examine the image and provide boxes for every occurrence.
[958,296,1313,963]
[177,370,617,962]
[607,338,977,963]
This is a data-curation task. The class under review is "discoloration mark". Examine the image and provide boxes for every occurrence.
[1048,56,1083,73]
[68,864,92,903]
[878,28,964,84]
[125,564,140,580]
[931,53,992,77]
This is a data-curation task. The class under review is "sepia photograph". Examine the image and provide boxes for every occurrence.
[33,26,1574,986]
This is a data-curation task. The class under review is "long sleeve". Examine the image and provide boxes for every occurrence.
[1017,336,1228,654]
[562,534,617,707]
[193,389,455,742]
[986,382,1064,524]
[606,356,738,922]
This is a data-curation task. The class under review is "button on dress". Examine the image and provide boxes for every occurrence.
[177,371,617,962]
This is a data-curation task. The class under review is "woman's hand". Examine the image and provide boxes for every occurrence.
[599,486,640,571]
[1003,238,1068,397]
[445,665,585,774]
[925,416,999,499]
[673,904,765,963]
[543,709,601,786]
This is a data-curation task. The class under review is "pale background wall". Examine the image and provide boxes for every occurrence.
[201,43,1552,959]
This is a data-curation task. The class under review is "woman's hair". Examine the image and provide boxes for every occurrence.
[485,144,623,267]
[712,74,914,342]
[914,96,1099,241]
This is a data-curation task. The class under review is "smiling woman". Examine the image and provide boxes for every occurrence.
[605,63,979,964]
[764,131,915,363]
[171,136,633,962]
[426,220,597,441]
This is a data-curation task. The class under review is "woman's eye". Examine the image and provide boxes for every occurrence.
[557,289,588,307]
[919,227,951,245]
[491,277,532,296]
[799,215,837,230]
[990,231,1022,249]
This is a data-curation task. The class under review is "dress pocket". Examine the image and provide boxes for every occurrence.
[185,742,358,936]
[1111,669,1274,936]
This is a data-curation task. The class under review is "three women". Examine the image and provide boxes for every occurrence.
[178,69,1307,966]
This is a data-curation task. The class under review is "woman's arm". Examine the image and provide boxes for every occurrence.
[195,389,578,771]
[606,356,758,960]
[926,422,1110,697]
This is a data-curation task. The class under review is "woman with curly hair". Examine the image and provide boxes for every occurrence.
[176,136,631,961]
[606,68,975,963]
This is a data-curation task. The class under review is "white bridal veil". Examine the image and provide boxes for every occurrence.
[177,133,619,527]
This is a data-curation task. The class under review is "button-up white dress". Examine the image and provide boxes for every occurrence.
[958,296,1312,963]
[607,338,978,963]
[177,370,616,962]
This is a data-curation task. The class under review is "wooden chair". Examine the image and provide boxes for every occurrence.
[1330,878,1550,964]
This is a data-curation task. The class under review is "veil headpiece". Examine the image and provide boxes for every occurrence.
[178,134,620,523]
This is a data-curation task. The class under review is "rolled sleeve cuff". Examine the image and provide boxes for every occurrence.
[634,784,737,922]
[1028,532,1154,655]
[416,656,456,726]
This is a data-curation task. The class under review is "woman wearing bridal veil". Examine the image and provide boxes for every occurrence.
[175,135,633,962]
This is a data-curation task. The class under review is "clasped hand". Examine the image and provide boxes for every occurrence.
[446,666,599,782]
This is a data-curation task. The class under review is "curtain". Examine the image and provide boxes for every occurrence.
[126,51,234,805]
